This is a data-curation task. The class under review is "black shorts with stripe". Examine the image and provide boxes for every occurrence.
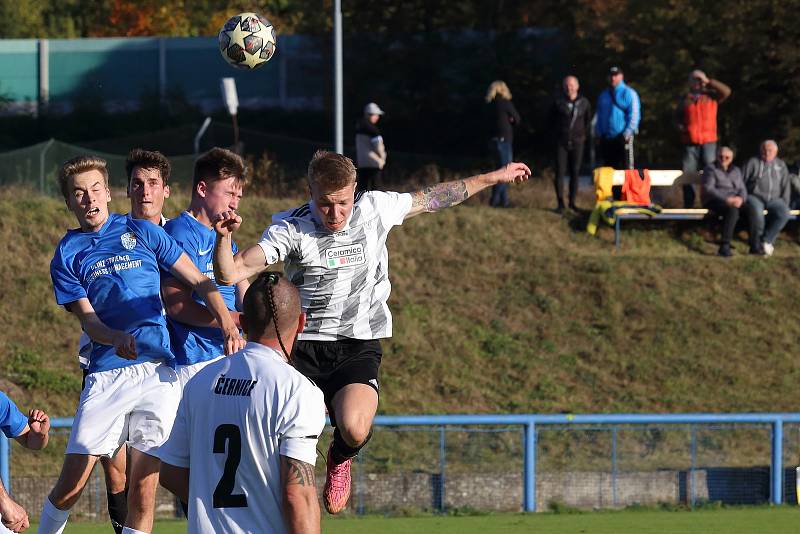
[292,338,382,427]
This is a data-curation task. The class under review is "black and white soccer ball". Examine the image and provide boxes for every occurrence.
[218,12,277,70]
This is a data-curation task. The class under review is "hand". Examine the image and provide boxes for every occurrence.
[691,69,709,84]
[0,496,29,532]
[623,130,633,142]
[213,211,242,237]
[489,162,532,185]
[112,331,137,360]
[27,409,50,439]
[726,196,744,209]
[222,326,246,356]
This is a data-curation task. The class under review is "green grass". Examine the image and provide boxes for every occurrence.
[6,179,800,479]
[30,507,800,533]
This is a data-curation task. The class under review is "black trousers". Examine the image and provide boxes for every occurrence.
[555,142,585,208]
[705,199,741,245]
[357,167,381,192]
[598,134,634,170]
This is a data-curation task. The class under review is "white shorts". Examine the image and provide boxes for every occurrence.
[66,361,180,457]
[176,355,225,389]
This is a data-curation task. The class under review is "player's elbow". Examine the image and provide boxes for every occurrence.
[283,485,320,533]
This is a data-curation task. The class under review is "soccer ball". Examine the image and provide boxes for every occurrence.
[218,12,277,70]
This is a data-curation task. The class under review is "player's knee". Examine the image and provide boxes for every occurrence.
[339,416,372,446]
[49,487,84,510]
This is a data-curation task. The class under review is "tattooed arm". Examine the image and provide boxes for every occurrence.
[280,455,320,534]
[405,162,531,219]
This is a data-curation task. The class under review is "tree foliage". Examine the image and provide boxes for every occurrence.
[0,0,797,164]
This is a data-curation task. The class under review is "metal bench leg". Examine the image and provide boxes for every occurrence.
[615,218,621,249]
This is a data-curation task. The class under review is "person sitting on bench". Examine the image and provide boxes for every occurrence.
[743,140,791,256]
[701,146,746,257]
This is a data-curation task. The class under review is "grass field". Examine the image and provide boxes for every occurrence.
[31,507,800,533]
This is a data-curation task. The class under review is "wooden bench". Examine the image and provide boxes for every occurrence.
[606,170,800,248]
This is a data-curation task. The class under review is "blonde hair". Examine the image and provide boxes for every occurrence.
[58,155,109,200]
[307,150,357,191]
[485,80,512,103]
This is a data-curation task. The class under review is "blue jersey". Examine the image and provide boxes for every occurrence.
[50,213,184,372]
[0,391,28,438]
[163,211,239,365]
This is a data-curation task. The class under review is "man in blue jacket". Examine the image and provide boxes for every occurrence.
[595,66,641,170]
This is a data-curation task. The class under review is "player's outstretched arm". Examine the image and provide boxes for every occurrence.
[70,298,137,360]
[161,278,242,329]
[0,478,29,532]
[405,162,531,219]
[159,463,189,503]
[280,455,320,534]
[212,210,270,286]
[170,254,245,355]
[14,409,50,450]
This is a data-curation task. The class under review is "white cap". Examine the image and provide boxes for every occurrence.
[364,102,384,115]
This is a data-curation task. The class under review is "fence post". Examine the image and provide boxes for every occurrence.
[690,424,697,508]
[772,420,783,505]
[438,426,446,511]
[524,421,536,512]
[611,427,618,507]
[0,434,8,492]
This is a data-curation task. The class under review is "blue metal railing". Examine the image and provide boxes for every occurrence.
[3,413,798,511]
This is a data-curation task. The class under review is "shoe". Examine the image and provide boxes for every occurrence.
[323,443,352,514]
[569,203,579,211]
[749,244,765,255]
[555,205,565,214]
[763,242,774,257]
[718,244,732,257]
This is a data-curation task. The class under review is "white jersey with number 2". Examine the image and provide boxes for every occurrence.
[159,341,326,534]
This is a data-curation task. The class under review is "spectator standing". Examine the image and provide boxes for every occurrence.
[701,146,746,257]
[355,103,387,192]
[678,70,732,207]
[549,75,591,212]
[595,66,640,170]
[743,140,791,256]
[486,80,521,207]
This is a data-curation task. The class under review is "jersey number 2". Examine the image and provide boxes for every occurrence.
[213,424,248,508]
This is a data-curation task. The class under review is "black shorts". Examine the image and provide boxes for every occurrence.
[292,339,382,425]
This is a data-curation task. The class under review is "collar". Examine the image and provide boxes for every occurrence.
[244,341,287,362]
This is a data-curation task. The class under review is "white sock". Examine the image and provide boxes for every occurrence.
[121,529,149,534]
[38,497,70,534]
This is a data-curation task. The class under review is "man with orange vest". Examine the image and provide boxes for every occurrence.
[677,70,731,208]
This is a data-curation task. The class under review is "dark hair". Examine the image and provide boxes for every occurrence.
[193,147,246,190]
[307,150,356,192]
[242,272,301,361]
[126,148,171,186]
[58,155,109,200]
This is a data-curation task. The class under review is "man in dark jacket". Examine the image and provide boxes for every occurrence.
[549,75,591,212]
[701,146,746,257]
[743,140,791,256]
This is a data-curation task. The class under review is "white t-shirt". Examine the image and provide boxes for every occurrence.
[159,342,326,534]
[257,190,413,341]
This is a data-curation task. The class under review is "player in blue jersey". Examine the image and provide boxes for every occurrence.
[0,391,50,533]
[74,148,174,534]
[39,155,245,534]
[1,392,50,533]
[162,148,249,386]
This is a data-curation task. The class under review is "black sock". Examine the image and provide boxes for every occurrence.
[107,490,127,534]
[180,499,189,518]
[330,428,372,465]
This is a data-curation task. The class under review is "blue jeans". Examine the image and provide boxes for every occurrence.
[490,138,513,207]
[682,142,717,208]
[744,196,790,249]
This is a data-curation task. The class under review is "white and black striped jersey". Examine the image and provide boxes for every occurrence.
[257,190,413,341]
